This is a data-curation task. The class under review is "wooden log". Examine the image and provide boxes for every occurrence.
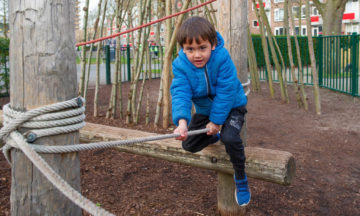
[217,172,247,216]
[8,1,81,215]
[80,122,296,186]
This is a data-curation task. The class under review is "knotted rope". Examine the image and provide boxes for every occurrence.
[0,97,209,216]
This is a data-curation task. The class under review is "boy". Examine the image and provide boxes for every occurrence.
[170,16,250,206]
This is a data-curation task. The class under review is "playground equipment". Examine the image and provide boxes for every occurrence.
[3,0,296,215]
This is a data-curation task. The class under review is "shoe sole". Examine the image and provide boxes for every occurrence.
[234,189,251,206]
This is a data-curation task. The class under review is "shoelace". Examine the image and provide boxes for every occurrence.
[235,180,249,193]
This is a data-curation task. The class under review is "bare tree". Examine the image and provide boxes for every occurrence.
[162,0,191,129]
[94,0,109,117]
[288,0,308,110]
[79,0,90,96]
[0,0,8,38]
[247,24,261,92]
[252,0,275,98]
[284,0,303,107]
[258,0,288,102]
[312,0,349,36]
[306,0,321,115]
[154,0,166,127]
[83,0,103,104]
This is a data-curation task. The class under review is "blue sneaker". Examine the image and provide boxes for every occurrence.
[234,174,251,206]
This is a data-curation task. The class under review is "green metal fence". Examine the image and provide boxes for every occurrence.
[252,34,360,97]
[104,44,166,83]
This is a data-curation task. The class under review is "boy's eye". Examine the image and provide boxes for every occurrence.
[200,46,207,50]
[186,47,193,51]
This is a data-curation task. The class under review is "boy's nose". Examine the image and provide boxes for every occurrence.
[194,50,201,57]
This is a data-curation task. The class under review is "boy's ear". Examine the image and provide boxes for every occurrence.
[212,45,215,50]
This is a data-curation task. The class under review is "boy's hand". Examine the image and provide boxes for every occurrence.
[174,119,188,141]
[206,122,220,135]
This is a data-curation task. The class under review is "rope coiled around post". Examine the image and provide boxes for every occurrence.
[0,97,209,216]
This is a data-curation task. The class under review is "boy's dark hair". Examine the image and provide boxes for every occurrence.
[176,16,217,48]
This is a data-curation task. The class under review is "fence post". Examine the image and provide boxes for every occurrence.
[105,45,111,85]
[317,35,323,86]
[127,44,131,81]
[351,32,358,96]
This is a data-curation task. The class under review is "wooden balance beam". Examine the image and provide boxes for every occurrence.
[81,122,296,186]
[81,122,296,215]
[0,111,295,215]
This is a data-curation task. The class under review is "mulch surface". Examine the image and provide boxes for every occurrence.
[1,80,359,216]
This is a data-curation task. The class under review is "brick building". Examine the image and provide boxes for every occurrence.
[248,0,360,36]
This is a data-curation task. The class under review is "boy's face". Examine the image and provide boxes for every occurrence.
[182,37,215,68]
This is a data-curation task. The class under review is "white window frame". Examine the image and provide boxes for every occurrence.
[294,26,307,36]
[292,5,306,20]
[274,0,284,3]
[274,27,284,35]
[274,8,284,22]
[311,6,319,16]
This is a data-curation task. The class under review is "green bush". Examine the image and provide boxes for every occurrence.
[251,35,319,67]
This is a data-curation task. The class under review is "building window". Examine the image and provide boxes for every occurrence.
[275,27,284,35]
[312,6,319,16]
[252,20,259,28]
[295,26,307,36]
[293,6,306,19]
[274,8,284,21]
[302,27,307,35]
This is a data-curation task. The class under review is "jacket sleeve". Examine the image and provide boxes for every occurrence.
[209,50,238,125]
[170,62,193,126]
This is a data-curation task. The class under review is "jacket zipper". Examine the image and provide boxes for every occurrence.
[204,65,213,101]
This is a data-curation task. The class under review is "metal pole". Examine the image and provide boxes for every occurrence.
[105,45,111,85]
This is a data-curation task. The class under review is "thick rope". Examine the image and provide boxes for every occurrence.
[6,131,114,216]
[0,97,115,216]
[0,97,209,216]
[26,128,208,153]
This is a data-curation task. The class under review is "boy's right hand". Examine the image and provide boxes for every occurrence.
[174,119,188,141]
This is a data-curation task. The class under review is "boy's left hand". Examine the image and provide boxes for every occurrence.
[206,122,220,135]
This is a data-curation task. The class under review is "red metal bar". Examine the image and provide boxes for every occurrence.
[76,0,217,47]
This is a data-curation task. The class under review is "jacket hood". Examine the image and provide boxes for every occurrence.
[177,32,225,69]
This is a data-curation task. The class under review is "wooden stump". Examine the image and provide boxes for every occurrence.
[217,172,247,216]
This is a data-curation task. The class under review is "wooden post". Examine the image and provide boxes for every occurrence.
[8,1,81,215]
[215,0,248,215]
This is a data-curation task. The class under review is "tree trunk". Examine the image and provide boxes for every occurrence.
[94,0,108,117]
[106,0,123,119]
[288,0,308,110]
[284,0,303,107]
[258,0,288,103]
[247,25,261,92]
[306,0,321,115]
[162,0,191,129]
[79,0,90,96]
[252,0,275,98]
[313,0,347,36]
[8,0,81,214]
[131,0,152,124]
[2,0,8,39]
[126,0,148,124]
[154,0,165,127]
[83,1,102,104]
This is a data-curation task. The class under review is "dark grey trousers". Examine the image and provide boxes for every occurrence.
[182,106,247,179]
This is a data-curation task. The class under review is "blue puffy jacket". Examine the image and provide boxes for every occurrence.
[170,32,247,126]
